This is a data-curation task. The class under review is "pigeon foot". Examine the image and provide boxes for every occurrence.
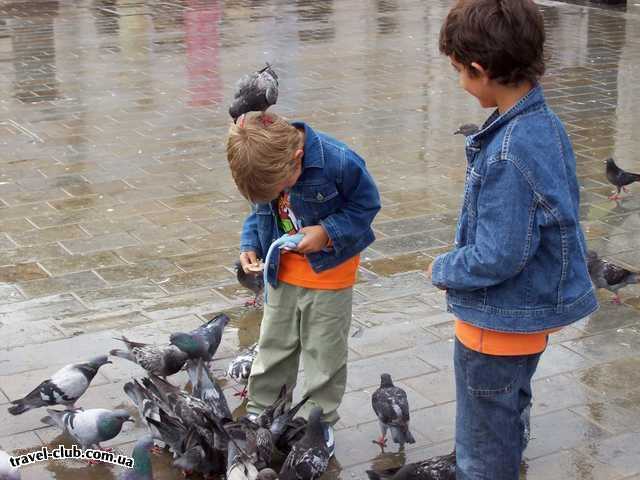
[609,194,622,201]
[151,445,163,456]
[372,436,387,450]
[612,295,622,304]
[233,386,248,399]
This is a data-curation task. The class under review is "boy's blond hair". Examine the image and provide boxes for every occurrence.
[227,111,302,203]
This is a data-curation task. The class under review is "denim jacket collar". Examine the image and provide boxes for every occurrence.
[291,121,324,169]
[466,84,545,148]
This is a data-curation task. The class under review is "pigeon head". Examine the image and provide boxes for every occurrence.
[605,158,615,166]
[380,373,394,388]
[257,468,279,480]
[131,435,154,474]
[210,313,231,328]
[98,410,133,440]
[586,250,599,264]
[169,333,208,359]
[86,355,112,369]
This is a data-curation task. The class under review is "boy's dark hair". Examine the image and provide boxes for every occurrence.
[439,0,545,85]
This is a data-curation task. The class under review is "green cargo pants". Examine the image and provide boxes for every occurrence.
[246,281,353,425]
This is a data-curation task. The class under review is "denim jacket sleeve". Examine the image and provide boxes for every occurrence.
[431,157,538,291]
[239,206,263,257]
[320,152,381,254]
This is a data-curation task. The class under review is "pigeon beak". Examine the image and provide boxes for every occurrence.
[125,417,135,423]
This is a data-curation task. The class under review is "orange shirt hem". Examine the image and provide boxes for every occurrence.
[277,251,359,290]
[455,319,560,356]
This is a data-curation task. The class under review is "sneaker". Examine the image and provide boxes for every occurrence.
[321,423,335,457]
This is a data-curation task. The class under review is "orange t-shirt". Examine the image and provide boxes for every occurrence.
[455,319,559,356]
[275,190,359,290]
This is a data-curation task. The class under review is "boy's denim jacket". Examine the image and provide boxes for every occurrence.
[431,85,598,333]
[240,122,381,288]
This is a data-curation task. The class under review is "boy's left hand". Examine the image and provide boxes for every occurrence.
[296,225,330,254]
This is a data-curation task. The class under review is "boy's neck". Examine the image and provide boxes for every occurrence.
[494,81,535,114]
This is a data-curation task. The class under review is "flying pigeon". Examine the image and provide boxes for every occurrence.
[110,336,188,378]
[366,450,456,480]
[227,343,259,398]
[0,449,20,480]
[8,355,111,415]
[279,407,330,480]
[605,158,640,201]
[587,250,638,304]
[371,373,416,450]
[41,408,133,449]
[235,261,264,307]
[118,435,154,480]
[229,63,279,122]
[453,123,479,137]
[170,313,230,362]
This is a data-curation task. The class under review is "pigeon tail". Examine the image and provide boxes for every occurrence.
[390,425,415,445]
[41,409,66,429]
[8,400,32,416]
[109,348,136,362]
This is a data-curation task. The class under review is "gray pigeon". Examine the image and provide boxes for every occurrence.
[279,407,330,480]
[227,343,259,398]
[187,358,232,421]
[118,435,154,480]
[587,250,638,304]
[605,158,640,200]
[123,379,163,443]
[229,64,279,122]
[371,373,416,450]
[170,313,230,362]
[42,408,133,449]
[0,449,20,480]
[366,450,456,480]
[9,355,111,415]
[235,261,265,307]
[453,123,479,136]
[110,336,188,378]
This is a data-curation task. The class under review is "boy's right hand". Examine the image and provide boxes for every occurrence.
[239,251,260,274]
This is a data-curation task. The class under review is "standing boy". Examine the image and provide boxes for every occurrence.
[227,111,381,456]
[428,1,598,478]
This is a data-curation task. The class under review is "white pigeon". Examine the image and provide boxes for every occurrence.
[9,355,111,415]
[227,343,259,399]
[42,408,133,449]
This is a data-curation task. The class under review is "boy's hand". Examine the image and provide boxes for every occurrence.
[426,261,434,280]
[296,226,330,254]
[239,251,260,274]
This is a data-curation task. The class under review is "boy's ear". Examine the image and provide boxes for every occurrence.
[470,62,490,80]
[293,148,304,164]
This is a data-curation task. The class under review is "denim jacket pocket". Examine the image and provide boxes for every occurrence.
[300,182,340,220]
[466,349,525,397]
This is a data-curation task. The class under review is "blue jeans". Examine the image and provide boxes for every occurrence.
[454,338,542,480]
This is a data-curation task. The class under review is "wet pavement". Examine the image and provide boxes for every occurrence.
[1,0,640,478]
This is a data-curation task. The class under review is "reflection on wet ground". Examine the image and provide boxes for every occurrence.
[1,0,640,478]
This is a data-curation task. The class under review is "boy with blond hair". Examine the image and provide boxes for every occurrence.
[227,111,381,456]
[427,1,598,478]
